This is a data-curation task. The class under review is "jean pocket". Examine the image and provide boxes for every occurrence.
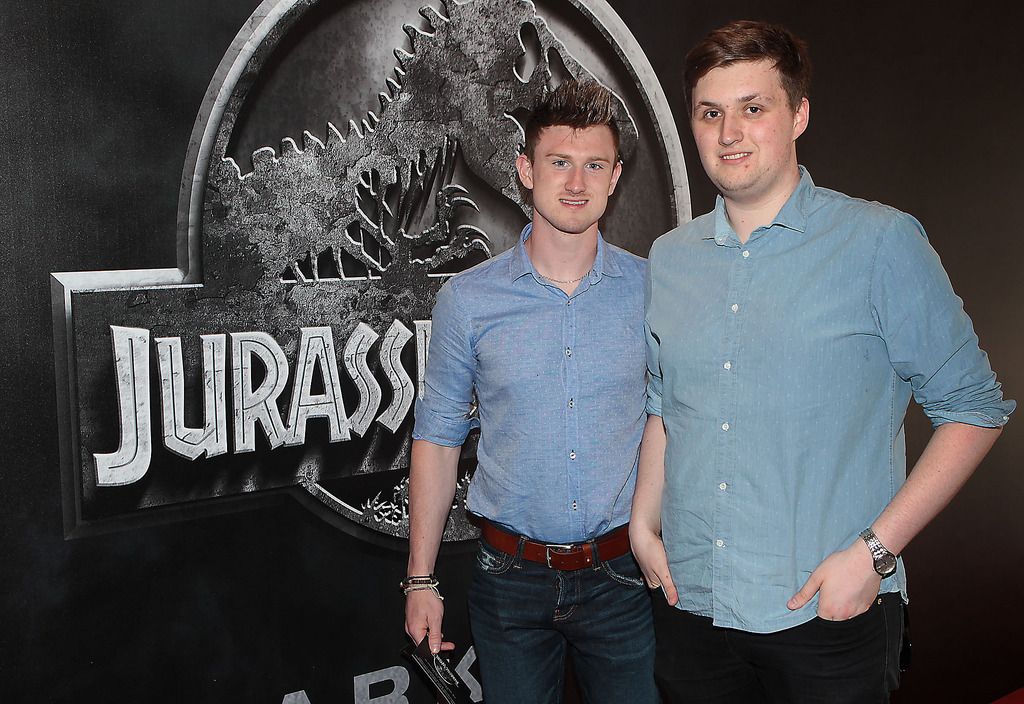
[815,598,881,628]
[475,541,516,575]
[600,553,645,588]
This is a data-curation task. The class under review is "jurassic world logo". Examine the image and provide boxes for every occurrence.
[51,0,687,541]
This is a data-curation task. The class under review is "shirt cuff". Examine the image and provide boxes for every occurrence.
[927,399,1015,429]
[412,405,473,446]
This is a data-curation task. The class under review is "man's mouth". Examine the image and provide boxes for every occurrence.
[720,152,751,161]
[560,198,588,206]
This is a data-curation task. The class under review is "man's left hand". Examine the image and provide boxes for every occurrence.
[786,540,881,620]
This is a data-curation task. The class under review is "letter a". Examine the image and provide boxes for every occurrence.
[284,327,351,445]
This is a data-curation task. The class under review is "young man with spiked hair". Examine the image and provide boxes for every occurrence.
[404,79,658,704]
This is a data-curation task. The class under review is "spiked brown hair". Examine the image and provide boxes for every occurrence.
[522,79,620,161]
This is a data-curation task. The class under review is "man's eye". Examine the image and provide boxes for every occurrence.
[586,162,603,170]
[746,106,761,114]
[703,110,720,119]
[553,159,569,167]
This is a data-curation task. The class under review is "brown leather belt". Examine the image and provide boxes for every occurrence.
[477,518,631,571]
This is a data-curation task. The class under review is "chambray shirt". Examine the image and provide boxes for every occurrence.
[414,224,648,543]
[646,168,1014,633]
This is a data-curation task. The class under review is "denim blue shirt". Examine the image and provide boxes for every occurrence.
[646,168,1014,633]
[414,224,648,543]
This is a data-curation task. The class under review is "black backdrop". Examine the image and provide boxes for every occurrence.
[1,1,1021,702]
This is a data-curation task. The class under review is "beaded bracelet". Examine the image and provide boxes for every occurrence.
[400,574,444,600]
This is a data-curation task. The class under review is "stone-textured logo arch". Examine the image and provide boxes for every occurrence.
[51,0,688,542]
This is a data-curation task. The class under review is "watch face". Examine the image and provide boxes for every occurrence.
[876,553,898,577]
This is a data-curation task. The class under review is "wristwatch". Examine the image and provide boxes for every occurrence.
[859,528,897,577]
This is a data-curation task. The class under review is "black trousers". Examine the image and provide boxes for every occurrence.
[653,593,904,704]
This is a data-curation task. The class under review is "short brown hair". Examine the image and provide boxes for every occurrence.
[522,79,620,161]
[684,20,811,111]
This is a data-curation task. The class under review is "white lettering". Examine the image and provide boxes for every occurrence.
[284,327,351,445]
[95,326,152,486]
[156,334,228,460]
[376,320,414,432]
[232,332,289,452]
[414,320,431,400]
[343,322,381,437]
[98,320,432,485]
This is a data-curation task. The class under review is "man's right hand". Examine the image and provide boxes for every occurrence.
[629,525,679,605]
[404,589,455,653]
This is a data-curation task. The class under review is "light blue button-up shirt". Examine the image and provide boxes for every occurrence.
[646,168,1014,633]
[414,224,648,544]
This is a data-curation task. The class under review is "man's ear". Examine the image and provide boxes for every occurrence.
[607,160,623,196]
[515,152,534,190]
[792,97,810,141]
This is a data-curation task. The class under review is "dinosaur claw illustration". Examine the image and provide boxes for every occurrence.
[449,195,479,211]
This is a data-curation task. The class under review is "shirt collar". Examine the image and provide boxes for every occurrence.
[705,166,814,244]
[509,223,621,282]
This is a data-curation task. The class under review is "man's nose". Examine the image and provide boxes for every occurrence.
[566,166,587,193]
[719,113,742,146]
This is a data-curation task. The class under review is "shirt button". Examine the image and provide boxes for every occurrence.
[568,398,574,409]
[567,299,572,306]
[730,303,739,313]
[715,539,725,548]
[742,250,750,258]
[569,451,577,460]
[572,500,578,511]
[723,361,732,370]
[721,422,730,431]
[719,482,728,491]
[565,347,572,357]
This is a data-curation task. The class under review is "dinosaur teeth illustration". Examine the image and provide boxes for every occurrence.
[301,131,324,153]
[326,121,344,148]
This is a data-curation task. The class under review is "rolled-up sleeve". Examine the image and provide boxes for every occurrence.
[645,252,664,417]
[870,212,1015,428]
[412,279,478,446]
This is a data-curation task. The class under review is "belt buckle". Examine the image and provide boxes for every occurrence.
[544,542,579,569]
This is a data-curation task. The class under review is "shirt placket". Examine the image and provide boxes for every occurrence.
[563,287,583,537]
[712,236,753,624]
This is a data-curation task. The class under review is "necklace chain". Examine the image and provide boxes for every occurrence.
[538,270,590,285]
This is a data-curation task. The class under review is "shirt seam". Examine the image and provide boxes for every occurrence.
[866,217,888,333]
[446,276,478,360]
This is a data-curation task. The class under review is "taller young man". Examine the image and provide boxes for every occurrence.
[632,20,1014,703]
[405,80,657,704]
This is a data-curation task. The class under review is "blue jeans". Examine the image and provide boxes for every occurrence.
[467,536,658,704]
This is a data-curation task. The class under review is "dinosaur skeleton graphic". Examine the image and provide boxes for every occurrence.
[209,0,638,297]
